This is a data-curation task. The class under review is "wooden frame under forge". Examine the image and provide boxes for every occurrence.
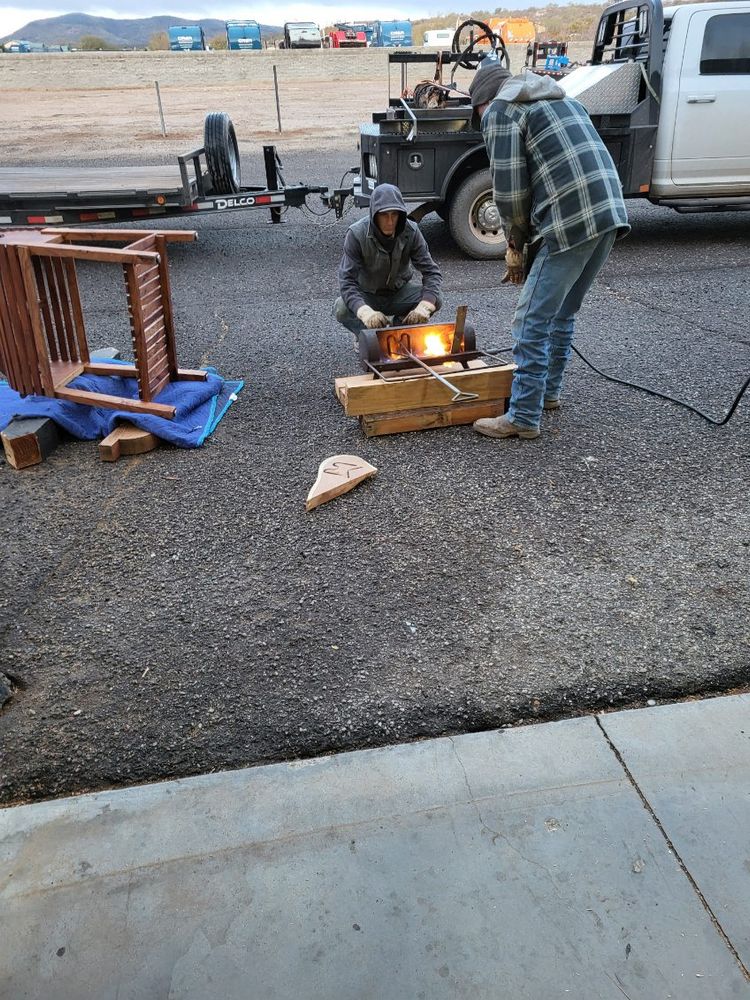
[0,227,206,420]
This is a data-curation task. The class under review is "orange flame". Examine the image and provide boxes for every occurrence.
[422,332,448,357]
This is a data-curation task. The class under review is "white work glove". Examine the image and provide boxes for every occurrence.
[501,247,524,286]
[356,305,389,329]
[402,300,436,325]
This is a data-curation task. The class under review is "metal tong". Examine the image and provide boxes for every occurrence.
[395,306,478,403]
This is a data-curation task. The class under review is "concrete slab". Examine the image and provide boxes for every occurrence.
[2,715,749,1000]
[600,694,750,972]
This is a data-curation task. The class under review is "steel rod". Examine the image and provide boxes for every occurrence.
[398,345,479,403]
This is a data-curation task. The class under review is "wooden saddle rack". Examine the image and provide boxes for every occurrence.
[0,227,206,420]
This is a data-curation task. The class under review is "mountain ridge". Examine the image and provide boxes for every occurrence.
[1,12,284,48]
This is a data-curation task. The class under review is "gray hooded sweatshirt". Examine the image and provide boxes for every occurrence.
[338,183,442,313]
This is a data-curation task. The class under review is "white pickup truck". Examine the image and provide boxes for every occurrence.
[560,0,750,212]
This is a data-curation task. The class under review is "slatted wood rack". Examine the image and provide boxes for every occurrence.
[0,227,206,420]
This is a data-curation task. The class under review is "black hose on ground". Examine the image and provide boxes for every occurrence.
[483,342,750,426]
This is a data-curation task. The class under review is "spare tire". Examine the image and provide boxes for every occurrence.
[204,112,241,195]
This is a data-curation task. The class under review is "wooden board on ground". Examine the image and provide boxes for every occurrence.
[361,398,507,437]
[306,454,377,512]
[335,363,514,417]
[99,421,160,462]
[1,417,59,469]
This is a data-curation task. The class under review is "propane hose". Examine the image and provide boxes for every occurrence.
[484,342,750,426]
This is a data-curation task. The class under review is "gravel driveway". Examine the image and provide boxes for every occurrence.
[1,148,748,804]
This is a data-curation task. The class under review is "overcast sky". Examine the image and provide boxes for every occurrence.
[1,1,543,38]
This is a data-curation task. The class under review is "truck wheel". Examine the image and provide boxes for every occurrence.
[448,170,506,260]
[204,112,241,195]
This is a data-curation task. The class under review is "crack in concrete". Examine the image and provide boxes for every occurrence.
[446,735,558,881]
[595,715,750,984]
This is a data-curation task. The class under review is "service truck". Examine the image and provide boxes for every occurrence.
[477,17,536,46]
[372,20,413,47]
[225,20,262,50]
[326,25,367,48]
[168,25,207,51]
[351,0,750,259]
[281,22,322,48]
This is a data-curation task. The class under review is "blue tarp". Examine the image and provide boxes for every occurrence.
[0,364,244,448]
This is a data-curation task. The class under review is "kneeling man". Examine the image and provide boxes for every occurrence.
[334,183,442,336]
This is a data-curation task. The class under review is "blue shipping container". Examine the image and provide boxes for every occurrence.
[372,20,412,47]
[168,25,206,51]
[226,20,262,49]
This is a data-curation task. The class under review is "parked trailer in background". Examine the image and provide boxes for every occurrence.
[225,20,262,50]
[423,29,453,48]
[168,25,207,51]
[372,20,412,47]
[282,22,322,48]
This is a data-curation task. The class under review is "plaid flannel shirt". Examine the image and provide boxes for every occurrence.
[481,95,629,254]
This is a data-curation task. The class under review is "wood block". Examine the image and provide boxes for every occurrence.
[1,417,59,469]
[54,386,176,419]
[306,454,377,512]
[333,359,489,399]
[339,364,515,416]
[361,399,507,437]
[99,422,160,462]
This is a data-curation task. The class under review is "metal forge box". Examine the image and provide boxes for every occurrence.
[335,309,515,437]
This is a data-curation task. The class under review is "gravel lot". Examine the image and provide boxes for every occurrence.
[1,141,749,805]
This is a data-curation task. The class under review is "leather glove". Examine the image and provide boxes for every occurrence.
[357,305,389,329]
[501,247,525,286]
[403,300,436,325]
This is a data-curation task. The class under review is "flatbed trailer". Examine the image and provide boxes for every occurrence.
[0,136,333,229]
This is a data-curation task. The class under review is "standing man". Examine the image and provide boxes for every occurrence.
[334,183,442,337]
[468,64,630,440]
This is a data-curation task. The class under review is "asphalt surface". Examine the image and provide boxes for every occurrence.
[1,147,749,805]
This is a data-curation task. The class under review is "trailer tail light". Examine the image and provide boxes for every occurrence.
[366,154,378,182]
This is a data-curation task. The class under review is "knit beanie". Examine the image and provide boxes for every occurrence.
[468,63,513,108]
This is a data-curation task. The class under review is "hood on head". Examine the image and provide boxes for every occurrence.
[494,68,565,103]
[369,183,407,236]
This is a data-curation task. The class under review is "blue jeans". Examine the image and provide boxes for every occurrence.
[507,230,617,429]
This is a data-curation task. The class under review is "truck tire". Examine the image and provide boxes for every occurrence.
[448,170,506,260]
[204,112,241,195]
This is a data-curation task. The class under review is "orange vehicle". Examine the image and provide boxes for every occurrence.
[478,17,535,45]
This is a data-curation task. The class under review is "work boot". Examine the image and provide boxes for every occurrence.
[543,396,561,410]
[473,414,540,440]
